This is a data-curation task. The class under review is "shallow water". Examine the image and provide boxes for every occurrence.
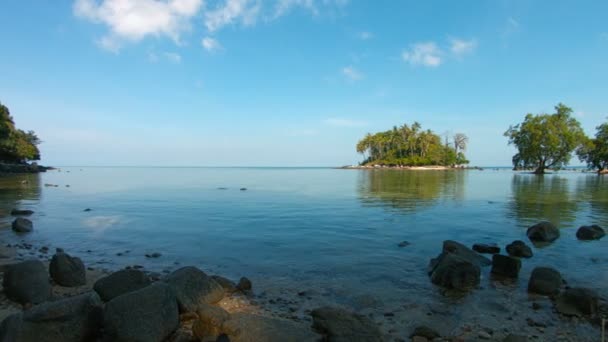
[1,167,607,339]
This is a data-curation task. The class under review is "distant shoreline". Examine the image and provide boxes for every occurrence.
[337,165,481,171]
[0,163,53,174]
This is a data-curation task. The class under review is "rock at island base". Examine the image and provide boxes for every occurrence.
[472,243,500,254]
[164,266,225,313]
[555,288,599,317]
[506,240,533,258]
[429,252,481,291]
[491,254,522,278]
[224,313,319,342]
[94,269,152,302]
[0,292,103,342]
[10,209,34,216]
[103,282,179,342]
[11,218,33,233]
[311,306,383,342]
[527,221,559,243]
[576,225,605,240]
[49,252,86,287]
[527,267,562,296]
[2,260,51,305]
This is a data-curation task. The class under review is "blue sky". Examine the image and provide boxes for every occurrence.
[1,0,607,166]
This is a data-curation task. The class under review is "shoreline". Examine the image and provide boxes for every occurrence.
[338,165,482,170]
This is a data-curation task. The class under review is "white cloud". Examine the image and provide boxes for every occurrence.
[73,0,203,51]
[402,42,442,67]
[358,31,373,40]
[148,51,182,63]
[342,66,363,81]
[202,36,222,51]
[273,0,348,18]
[205,0,262,32]
[449,38,477,56]
[324,118,367,127]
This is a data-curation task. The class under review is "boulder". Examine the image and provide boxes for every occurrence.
[49,252,86,287]
[237,277,252,292]
[576,225,605,240]
[491,254,521,278]
[94,269,152,302]
[0,292,103,342]
[472,243,500,254]
[2,260,51,304]
[555,287,599,317]
[311,306,383,342]
[164,266,225,313]
[103,282,179,342]
[441,240,491,267]
[192,304,230,340]
[11,218,33,233]
[526,221,559,243]
[506,240,533,258]
[211,276,238,294]
[10,209,34,216]
[429,253,480,291]
[224,313,319,342]
[527,267,562,296]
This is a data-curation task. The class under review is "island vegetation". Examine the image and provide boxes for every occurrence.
[355,122,469,167]
[578,120,608,174]
[0,102,41,164]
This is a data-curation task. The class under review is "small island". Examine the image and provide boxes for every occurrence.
[0,102,47,173]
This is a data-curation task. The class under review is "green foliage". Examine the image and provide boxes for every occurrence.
[0,102,41,163]
[356,122,468,166]
[504,103,587,174]
[577,119,608,172]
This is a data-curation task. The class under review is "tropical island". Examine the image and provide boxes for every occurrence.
[0,102,45,173]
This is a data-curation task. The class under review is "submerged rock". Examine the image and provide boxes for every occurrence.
[429,253,481,290]
[0,292,103,342]
[94,269,152,302]
[237,277,252,292]
[164,266,225,313]
[527,221,559,243]
[491,254,521,278]
[2,260,51,305]
[441,240,491,267]
[503,334,528,342]
[576,225,605,240]
[224,313,319,342]
[103,282,179,342]
[410,326,440,340]
[11,218,33,233]
[311,307,382,342]
[472,243,500,254]
[10,209,34,216]
[527,267,563,296]
[397,241,411,248]
[49,252,86,287]
[506,240,533,258]
[555,287,599,317]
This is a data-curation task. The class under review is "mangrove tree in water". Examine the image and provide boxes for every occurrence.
[577,119,608,174]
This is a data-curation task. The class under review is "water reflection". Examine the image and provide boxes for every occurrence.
[357,170,465,214]
[0,174,41,218]
[579,175,608,224]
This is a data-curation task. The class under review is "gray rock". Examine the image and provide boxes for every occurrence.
[2,260,51,304]
[49,252,86,287]
[491,254,522,278]
[311,306,383,342]
[103,282,179,342]
[576,225,605,240]
[94,269,152,302]
[527,267,562,296]
[429,252,480,291]
[10,209,34,216]
[11,218,33,233]
[224,313,319,342]
[472,243,500,254]
[527,221,559,243]
[398,241,411,248]
[164,266,224,313]
[237,277,252,292]
[410,326,440,339]
[555,287,599,317]
[211,275,237,294]
[506,240,533,258]
[0,292,103,342]
[442,240,491,267]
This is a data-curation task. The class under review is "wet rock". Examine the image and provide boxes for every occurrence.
[478,331,492,339]
[93,269,152,302]
[103,282,179,342]
[11,218,33,233]
[527,267,562,296]
[503,334,527,342]
[555,287,599,317]
[398,241,411,248]
[192,303,230,340]
[2,260,51,304]
[506,240,533,258]
[164,266,225,313]
[410,326,440,339]
[10,209,34,216]
[311,306,382,342]
[0,292,103,342]
[441,240,491,267]
[216,334,230,342]
[527,221,559,243]
[429,252,480,291]
[237,277,252,292]
[83,208,92,212]
[491,254,521,278]
[49,252,86,287]
[576,225,605,240]
[224,313,318,342]
[145,252,162,258]
[472,243,500,254]
[211,275,237,294]
[239,188,247,191]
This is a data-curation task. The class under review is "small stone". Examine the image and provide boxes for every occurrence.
[398,241,411,248]
[576,225,605,240]
[12,218,33,233]
[237,277,252,292]
[491,254,521,278]
[145,252,162,258]
[472,243,500,254]
[506,240,533,258]
[478,331,492,339]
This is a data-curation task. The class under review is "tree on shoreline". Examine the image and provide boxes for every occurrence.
[0,102,41,164]
[504,104,586,174]
[577,119,608,174]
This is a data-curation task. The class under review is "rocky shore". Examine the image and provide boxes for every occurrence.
[0,163,52,174]
[1,209,607,341]
[338,165,483,171]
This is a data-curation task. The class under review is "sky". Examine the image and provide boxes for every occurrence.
[1,0,607,167]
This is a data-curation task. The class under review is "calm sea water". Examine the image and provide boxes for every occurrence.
[1,167,607,328]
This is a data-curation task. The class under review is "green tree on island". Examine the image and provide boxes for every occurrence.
[504,103,586,174]
[577,119,608,174]
[356,122,469,167]
[0,102,41,164]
